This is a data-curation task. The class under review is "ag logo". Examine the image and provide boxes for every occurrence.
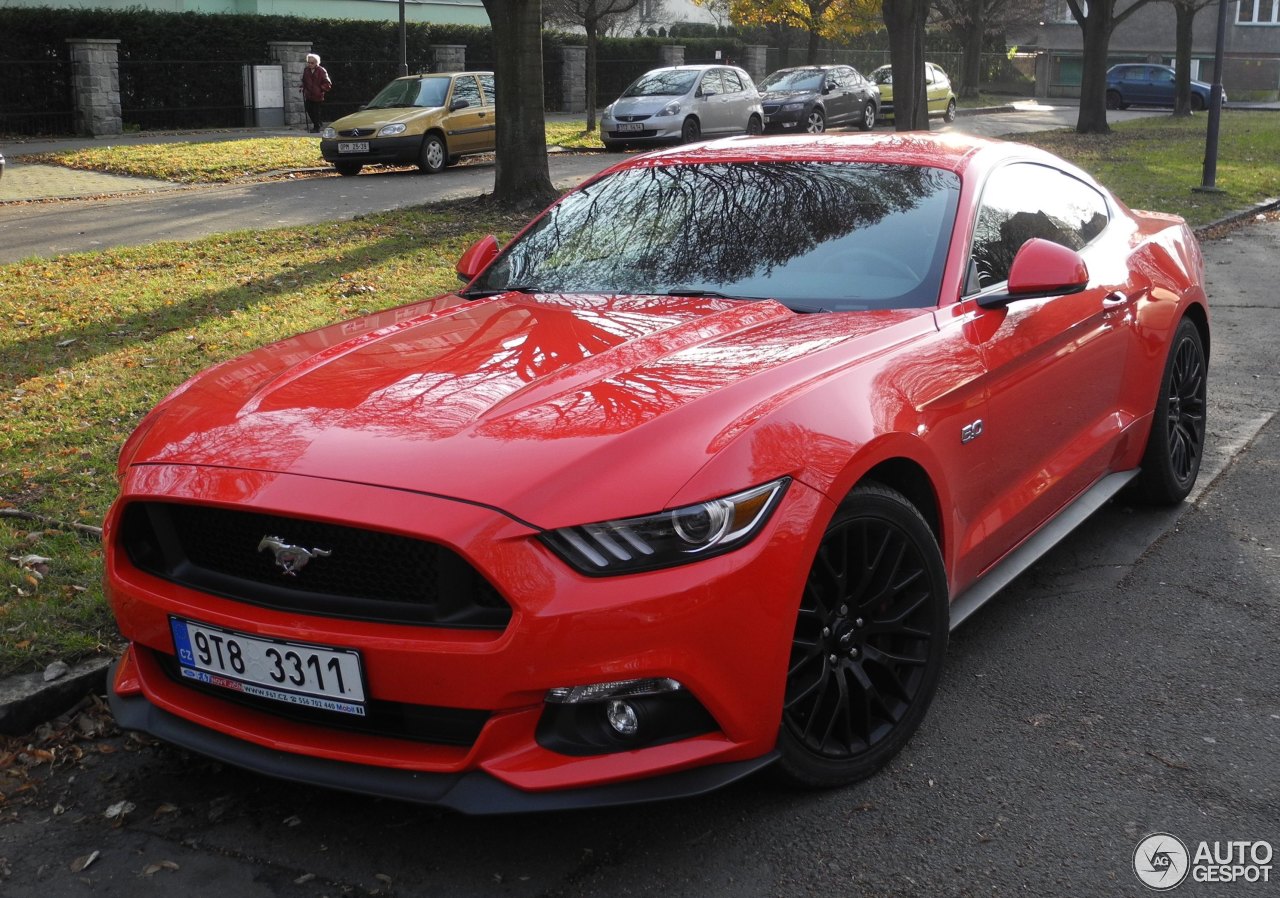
[1134,833,1191,890]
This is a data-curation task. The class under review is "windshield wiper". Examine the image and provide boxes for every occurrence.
[662,288,734,299]
[459,285,537,299]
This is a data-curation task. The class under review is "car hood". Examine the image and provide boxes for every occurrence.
[331,106,439,130]
[761,89,819,104]
[128,293,929,526]
[608,95,688,117]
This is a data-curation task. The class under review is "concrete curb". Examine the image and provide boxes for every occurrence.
[0,656,112,736]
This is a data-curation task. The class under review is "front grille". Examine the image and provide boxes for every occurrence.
[762,104,781,115]
[339,127,375,138]
[121,502,511,629]
[614,114,652,123]
[152,650,490,746]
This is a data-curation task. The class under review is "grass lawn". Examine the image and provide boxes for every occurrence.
[0,111,1277,676]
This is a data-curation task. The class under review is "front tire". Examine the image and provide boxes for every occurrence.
[1106,90,1126,110]
[1133,317,1208,504]
[334,162,362,177]
[680,117,701,144]
[746,114,763,136]
[1191,93,1207,111]
[805,109,826,133]
[776,483,949,788]
[418,134,446,174]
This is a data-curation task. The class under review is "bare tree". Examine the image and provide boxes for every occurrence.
[481,0,558,210]
[932,0,1041,97]
[883,0,932,131]
[1168,0,1216,115]
[545,0,646,130]
[1066,0,1155,133]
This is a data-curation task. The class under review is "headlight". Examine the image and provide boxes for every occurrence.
[378,123,407,136]
[603,103,614,116]
[782,102,806,111]
[320,127,336,139]
[657,101,682,116]
[541,478,789,575]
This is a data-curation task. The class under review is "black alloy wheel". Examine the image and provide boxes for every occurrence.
[1134,317,1208,504]
[681,117,701,143]
[776,483,948,787]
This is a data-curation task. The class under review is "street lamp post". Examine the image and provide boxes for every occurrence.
[399,0,408,76]
[1196,0,1230,193]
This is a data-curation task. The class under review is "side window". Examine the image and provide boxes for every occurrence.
[1152,67,1174,84]
[451,75,481,109]
[700,70,725,95]
[1122,67,1145,82]
[721,69,744,92]
[846,67,866,87]
[926,65,937,85]
[479,73,496,105]
[970,163,1111,290]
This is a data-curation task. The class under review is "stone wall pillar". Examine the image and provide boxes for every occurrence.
[66,39,121,137]
[268,41,313,129]
[560,46,586,113]
[1034,51,1051,99]
[741,45,767,83]
[431,45,466,73]
[659,45,685,68]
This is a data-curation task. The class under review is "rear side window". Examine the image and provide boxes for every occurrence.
[479,73,496,104]
[970,163,1111,289]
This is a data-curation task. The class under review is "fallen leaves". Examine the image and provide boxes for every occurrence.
[69,850,100,873]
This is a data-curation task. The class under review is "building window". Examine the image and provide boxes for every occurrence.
[1237,0,1280,23]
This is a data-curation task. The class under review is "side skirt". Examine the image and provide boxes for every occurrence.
[949,469,1139,630]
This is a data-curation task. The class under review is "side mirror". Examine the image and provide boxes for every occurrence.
[977,238,1089,309]
[456,235,500,282]
[450,98,471,111]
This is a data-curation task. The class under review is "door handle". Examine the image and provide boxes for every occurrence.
[1102,291,1128,307]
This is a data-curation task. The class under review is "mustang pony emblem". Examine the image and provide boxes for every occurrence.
[257,536,332,576]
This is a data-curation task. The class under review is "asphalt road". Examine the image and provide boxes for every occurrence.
[0,104,1161,265]
[1,109,1275,897]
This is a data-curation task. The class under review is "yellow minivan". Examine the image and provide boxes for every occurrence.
[320,72,496,176]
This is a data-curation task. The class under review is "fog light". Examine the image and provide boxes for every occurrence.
[606,699,639,736]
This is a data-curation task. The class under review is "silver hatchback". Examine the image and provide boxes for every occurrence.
[601,65,764,151]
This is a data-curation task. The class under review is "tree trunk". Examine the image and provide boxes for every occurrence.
[481,0,558,210]
[959,0,984,99]
[1172,2,1195,117]
[883,0,931,131]
[1075,6,1114,134]
[585,17,599,131]
[806,23,821,65]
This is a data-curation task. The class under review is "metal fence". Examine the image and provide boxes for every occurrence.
[0,60,75,136]
[119,59,258,130]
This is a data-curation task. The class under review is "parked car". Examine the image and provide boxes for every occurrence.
[601,64,763,151]
[106,132,1208,814]
[871,62,957,122]
[758,65,880,133]
[1106,63,1223,111]
[319,71,496,176]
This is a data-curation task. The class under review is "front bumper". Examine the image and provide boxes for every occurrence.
[600,115,684,145]
[320,134,421,167]
[105,463,825,809]
[762,106,808,131]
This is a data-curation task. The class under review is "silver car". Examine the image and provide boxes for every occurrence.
[601,65,764,151]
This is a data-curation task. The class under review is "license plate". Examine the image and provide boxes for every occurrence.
[337,141,369,154]
[169,617,366,716]
[616,122,644,132]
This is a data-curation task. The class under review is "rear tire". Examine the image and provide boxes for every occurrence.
[1133,318,1208,505]
[943,98,956,122]
[775,483,948,788]
[858,102,876,131]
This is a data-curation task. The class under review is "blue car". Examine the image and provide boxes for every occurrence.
[1106,64,1223,111]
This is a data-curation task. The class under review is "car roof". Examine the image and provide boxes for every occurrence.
[609,132,1088,183]
[394,71,494,81]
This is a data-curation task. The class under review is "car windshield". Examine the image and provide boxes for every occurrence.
[366,76,450,109]
[623,70,700,97]
[872,68,892,85]
[760,71,825,92]
[470,162,961,312]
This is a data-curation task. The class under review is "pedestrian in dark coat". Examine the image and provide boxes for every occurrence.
[302,53,332,133]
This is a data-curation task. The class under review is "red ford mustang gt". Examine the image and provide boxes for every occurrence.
[105,133,1208,813]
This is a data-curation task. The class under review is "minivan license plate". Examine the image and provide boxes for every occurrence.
[169,617,366,716]
[338,141,370,153]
